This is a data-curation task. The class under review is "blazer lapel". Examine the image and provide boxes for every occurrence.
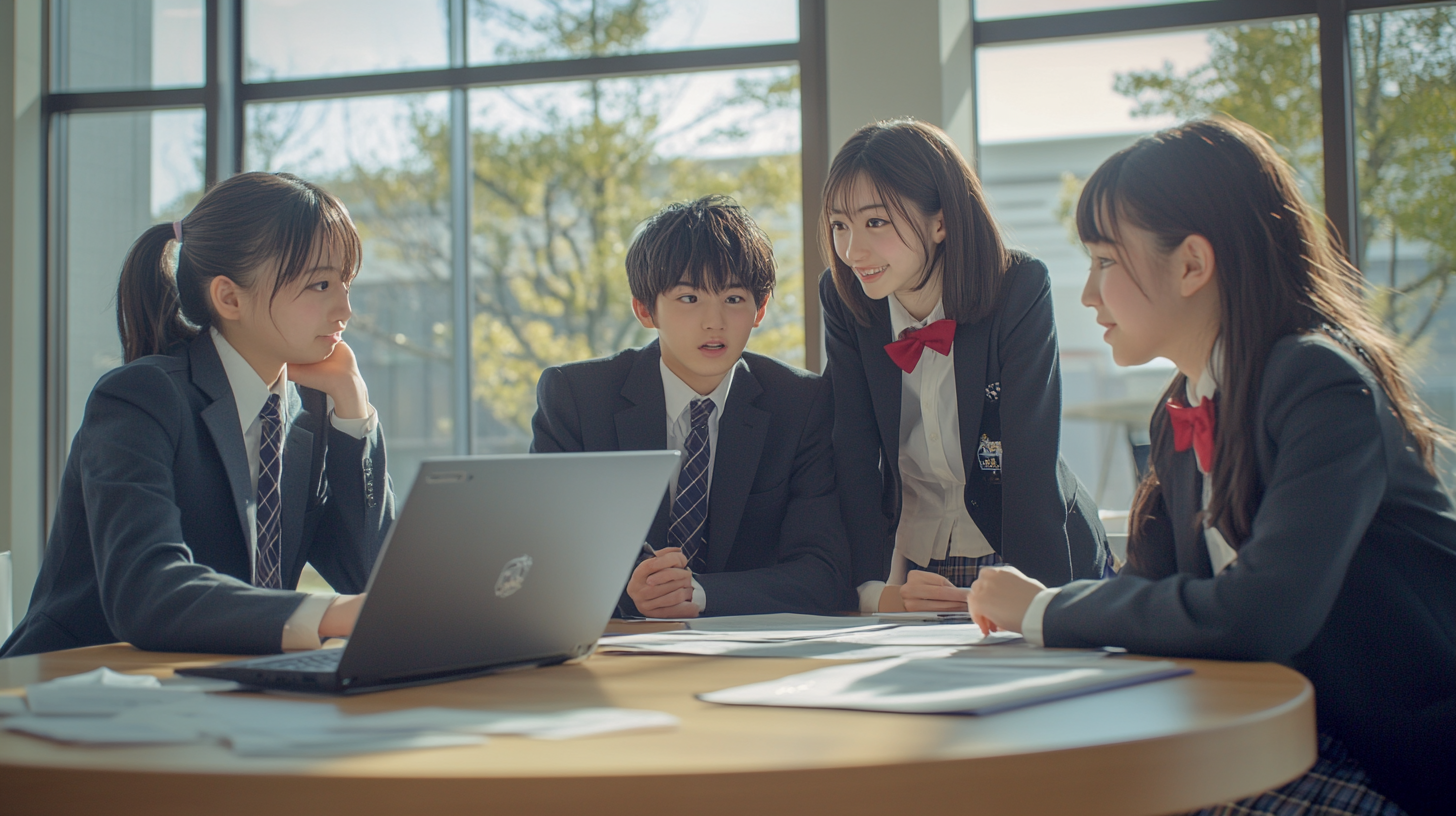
[705,362,769,573]
[1160,447,1214,578]
[279,383,315,582]
[861,300,904,485]
[192,334,254,552]
[615,342,672,547]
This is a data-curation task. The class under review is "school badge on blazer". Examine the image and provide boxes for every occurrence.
[495,555,534,598]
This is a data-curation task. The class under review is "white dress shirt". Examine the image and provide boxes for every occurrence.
[858,297,995,613]
[210,328,378,650]
[1022,345,1233,646]
[660,358,737,614]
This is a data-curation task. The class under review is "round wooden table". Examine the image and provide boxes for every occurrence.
[0,642,1315,816]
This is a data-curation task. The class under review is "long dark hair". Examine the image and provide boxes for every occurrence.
[1077,118,1445,564]
[116,172,362,363]
[821,119,1009,326]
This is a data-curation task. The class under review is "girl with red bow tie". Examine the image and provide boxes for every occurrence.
[968,118,1456,816]
[819,119,1111,614]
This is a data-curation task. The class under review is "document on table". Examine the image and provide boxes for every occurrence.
[684,614,904,631]
[596,637,962,661]
[2,667,678,756]
[698,656,1191,715]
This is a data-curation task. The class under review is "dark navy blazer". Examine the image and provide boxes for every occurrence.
[1044,334,1456,815]
[820,256,1108,589]
[529,341,854,615]
[1,332,395,657]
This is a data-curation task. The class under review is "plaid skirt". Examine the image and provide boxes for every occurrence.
[1189,733,1408,816]
[909,551,1005,587]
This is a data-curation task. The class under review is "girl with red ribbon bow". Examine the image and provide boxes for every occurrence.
[819,119,1111,617]
[967,118,1456,816]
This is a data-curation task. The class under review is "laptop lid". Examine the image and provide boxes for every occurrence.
[334,451,677,689]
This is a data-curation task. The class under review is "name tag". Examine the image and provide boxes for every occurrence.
[977,433,1002,483]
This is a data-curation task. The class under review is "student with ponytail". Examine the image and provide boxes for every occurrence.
[1,172,395,657]
[821,119,1109,614]
[969,118,1456,815]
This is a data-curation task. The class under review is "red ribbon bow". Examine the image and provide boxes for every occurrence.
[1167,396,1216,472]
[884,319,956,374]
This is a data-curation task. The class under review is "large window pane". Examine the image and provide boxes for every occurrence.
[468,66,802,453]
[246,94,455,496]
[1352,6,1456,474]
[468,0,797,66]
[975,0,1211,21]
[245,0,449,81]
[976,20,1321,512]
[53,0,204,91]
[61,109,205,445]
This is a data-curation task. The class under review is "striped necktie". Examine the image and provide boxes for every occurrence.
[255,393,283,589]
[668,398,715,571]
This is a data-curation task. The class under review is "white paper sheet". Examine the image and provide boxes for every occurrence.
[25,667,204,715]
[684,614,898,631]
[698,656,1190,715]
[0,696,27,715]
[335,706,680,739]
[597,637,959,661]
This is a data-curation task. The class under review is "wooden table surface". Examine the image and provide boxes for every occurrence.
[0,639,1316,816]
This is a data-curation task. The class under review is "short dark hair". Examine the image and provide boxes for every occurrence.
[625,195,776,313]
[822,119,1009,326]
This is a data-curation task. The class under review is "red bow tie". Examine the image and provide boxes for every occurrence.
[885,319,956,374]
[1167,396,1216,472]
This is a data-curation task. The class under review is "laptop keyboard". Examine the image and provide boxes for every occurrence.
[246,649,344,673]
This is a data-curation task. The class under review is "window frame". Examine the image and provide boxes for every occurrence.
[40,0,828,519]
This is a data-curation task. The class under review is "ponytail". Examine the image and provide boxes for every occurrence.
[112,172,362,365]
[117,223,199,363]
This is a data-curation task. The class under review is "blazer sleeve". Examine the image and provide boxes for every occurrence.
[530,366,585,453]
[695,376,855,613]
[819,270,894,587]
[77,365,314,654]
[1042,344,1386,660]
[299,413,395,595]
[996,260,1080,585]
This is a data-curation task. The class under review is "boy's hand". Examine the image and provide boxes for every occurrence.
[900,570,971,612]
[318,593,366,639]
[288,340,370,419]
[628,547,699,618]
[967,566,1046,635]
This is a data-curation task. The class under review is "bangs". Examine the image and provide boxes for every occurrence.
[1075,157,1126,247]
[270,187,363,299]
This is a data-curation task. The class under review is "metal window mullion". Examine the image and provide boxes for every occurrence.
[798,0,827,373]
[44,112,68,538]
[204,0,241,185]
[1317,0,1360,267]
[449,0,473,454]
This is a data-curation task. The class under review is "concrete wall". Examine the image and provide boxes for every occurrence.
[0,0,45,623]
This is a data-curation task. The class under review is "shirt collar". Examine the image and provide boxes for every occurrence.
[1185,338,1223,405]
[887,295,946,339]
[660,356,737,425]
[210,327,288,435]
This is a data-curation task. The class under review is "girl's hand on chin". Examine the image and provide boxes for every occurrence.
[288,340,370,419]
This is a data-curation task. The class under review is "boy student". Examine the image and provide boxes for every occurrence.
[530,195,853,617]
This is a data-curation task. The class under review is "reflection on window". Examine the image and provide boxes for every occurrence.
[1351,6,1456,439]
[468,0,797,65]
[245,94,455,495]
[62,109,205,445]
[53,0,204,92]
[245,0,449,81]
[468,66,802,453]
[974,0,1211,21]
[976,20,1320,511]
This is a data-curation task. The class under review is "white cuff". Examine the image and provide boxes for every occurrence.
[1020,587,1062,648]
[857,580,887,613]
[691,578,707,614]
[282,593,338,651]
[327,400,379,439]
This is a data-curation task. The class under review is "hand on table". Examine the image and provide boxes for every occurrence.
[628,547,699,618]
[967,566,1046,635]
[900,570,971,613]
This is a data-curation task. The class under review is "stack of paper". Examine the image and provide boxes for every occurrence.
[598,620,1026,659]
[0,668,677,756]
[698,655,1190,715]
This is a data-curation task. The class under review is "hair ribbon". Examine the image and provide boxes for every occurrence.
[172,220,183,243]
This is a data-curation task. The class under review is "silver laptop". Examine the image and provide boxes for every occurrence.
[179,451,678,694]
